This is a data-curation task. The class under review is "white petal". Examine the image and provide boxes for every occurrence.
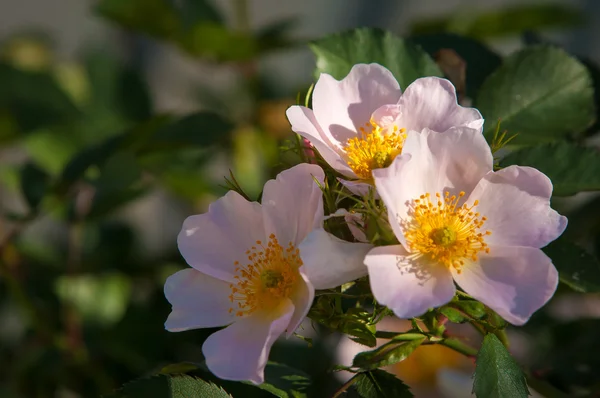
[396,77,483,133]
[262,163,325,246]
[365,245,456,318]
[467,166,567,248]
[164,269,235,331]
[338,177,376,197]
[451,246,559,325]
[312,64,401,145]
[286,106,355,177]
[372,127,493,250]
[344,211,368,243]
[299,228,372,290]
[202,300,294,384]
[177,191,265,282]
[286,273,315,337]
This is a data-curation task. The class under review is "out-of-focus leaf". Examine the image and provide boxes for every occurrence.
[23,129,80,176]
[310,28,442,89]
[474,334,529,398]
[353,370,413,398]
[256,18,299,53]
[87,151,145,219]
[409,33,501,98]
[95,0,180,38]
[19,162,50,210]
[252,362,311,398]
[84,51,152,124]
[174,0,223,27]
[411,4,582,39]
[107,374,232,398]
[179,23,257,61]
[499,142,600,196]
[55,273,131,327]
[352,336,425,370]
[144,112,234,152]
[543,239,600,293]
[475,46,595,145]
[0,63,79,132]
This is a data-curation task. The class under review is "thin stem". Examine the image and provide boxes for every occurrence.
[375,331,425,340]
[439,337,479,358]
[494,328,510,349]
[331,374,359,398]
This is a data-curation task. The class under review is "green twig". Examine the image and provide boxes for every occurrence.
[439,337,479,358]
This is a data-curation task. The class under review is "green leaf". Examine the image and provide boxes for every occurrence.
[440,300,486,324]
[175,0,223,27]
[310,28,442,89]
[95,0,180,39]
[353,370,413,398]
[475,46,595,145]
[499,142,600,196]
[55,272,131,327]
[0,63,79,132]
[410,4,582,39]
[19,162,50,210]
[308,296,377,347]
[352,336,425,370]
[144,112,234,152]
[107,374,232,398]
[252,362,311,398]
[473,334,529,398]
[543,239,600,293]
[409,33,501,98]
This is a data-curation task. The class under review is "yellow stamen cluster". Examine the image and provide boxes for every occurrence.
[229,234,301,317]
[345,119,407,180]
[403,191,491,273]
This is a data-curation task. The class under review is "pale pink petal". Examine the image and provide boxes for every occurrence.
[312,64,401,145]
[262,163,326,246]
[364,245,456,318]
[164,269,235,331]
[371,104,402,130]
[451,246,558,325]
[344,211,368,243]
[395,77,483,133]
[177,191,265,282]
[299,228,372,290]
[286,273,314,337]
[286,106,356,177]
[338,177,376,196]
[467,166,567,248]
[372,127,493,245]
[202,300,294,384]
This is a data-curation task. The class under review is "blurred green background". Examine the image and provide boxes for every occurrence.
[1,0,600,397]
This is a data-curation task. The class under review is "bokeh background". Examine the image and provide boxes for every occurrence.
[1,0,600,397]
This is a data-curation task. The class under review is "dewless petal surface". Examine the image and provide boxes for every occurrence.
[364,245,456,319]
[286,272,314,337]
[177,191,265,282]
[299,228,372,290]
[312,63,401,146]
[164,269,235,331]
[202,299,295,384]
[467,166,567,248]
[262,163,325,246]
[451,246,558,325]
[395,77,483,133]
[286,106,356,177]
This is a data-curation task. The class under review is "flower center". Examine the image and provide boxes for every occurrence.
[402,191,491,273]
[229,234,301,317]
[345,119,407,180]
